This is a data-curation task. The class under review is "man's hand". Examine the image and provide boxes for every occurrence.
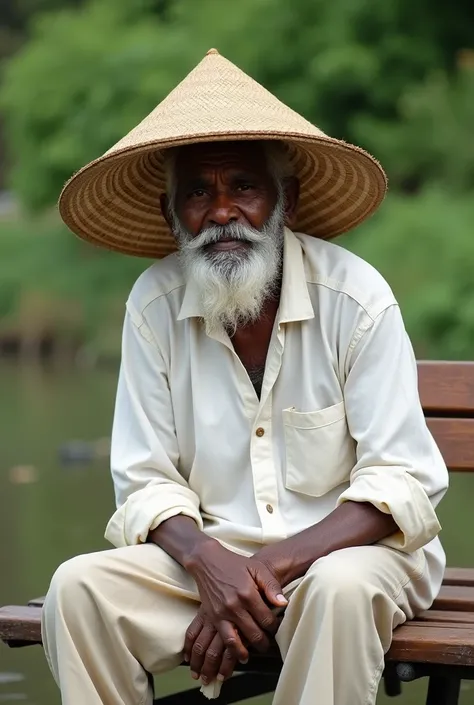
[185,541,287,662]
[184,607,238,685]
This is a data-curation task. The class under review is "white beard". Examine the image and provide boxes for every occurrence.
[170,196,285,336]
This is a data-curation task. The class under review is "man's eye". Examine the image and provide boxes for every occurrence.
[189,189,207,198]
[237,184,254,192]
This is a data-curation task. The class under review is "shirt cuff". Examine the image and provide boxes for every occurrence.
[104,483,203,547]
[336,467,441,552]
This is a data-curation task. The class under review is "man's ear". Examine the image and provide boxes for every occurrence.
[160,193,172,229]
[283,177,300,228]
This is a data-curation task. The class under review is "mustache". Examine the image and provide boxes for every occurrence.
[179,222,265,251]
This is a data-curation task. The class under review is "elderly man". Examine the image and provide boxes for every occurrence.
[43,50,448,705]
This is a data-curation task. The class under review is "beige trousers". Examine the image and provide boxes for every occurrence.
[42,543,434,705]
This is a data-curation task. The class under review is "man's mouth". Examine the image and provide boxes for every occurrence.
[206,238,249,252]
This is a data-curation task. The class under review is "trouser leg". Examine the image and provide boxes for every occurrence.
[42,544,199,705]
[274,545,434,705]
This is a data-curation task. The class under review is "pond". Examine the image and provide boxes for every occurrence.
[0,362,472,704]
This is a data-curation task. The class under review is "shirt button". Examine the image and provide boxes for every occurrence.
[256,427,265,437]
[266,504,274,514]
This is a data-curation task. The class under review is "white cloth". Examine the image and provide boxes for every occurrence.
[42,542,437,705]
[105,227,448,586]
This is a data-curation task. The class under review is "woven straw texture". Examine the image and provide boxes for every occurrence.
[59,49,387,258]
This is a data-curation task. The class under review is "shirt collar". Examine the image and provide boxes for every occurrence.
[177,268,204,321]
[177,227,314,324]
[278,227,314,323]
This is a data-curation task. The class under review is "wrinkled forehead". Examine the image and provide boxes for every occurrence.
[173,141,270,178]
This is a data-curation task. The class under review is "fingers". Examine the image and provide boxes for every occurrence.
[252,564,288,611]
[189,621,218,680]
[234,581,281,639]
[216,585,279,647]
[216,619,249,663]
[230,608,273,653]
[217,646,238,682]
[183,612,205,663]
[243,597,280,638]
[199,634,238,686]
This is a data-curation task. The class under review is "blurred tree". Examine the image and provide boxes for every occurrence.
[344,188,474,360]
[0,0,86,188]
[0,0,85,61]
[0,0,201,208]
[1,0,474,360]
[355,62,474,192]
[2,0,474,209]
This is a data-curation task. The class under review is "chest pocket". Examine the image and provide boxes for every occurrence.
[283,401,356,497]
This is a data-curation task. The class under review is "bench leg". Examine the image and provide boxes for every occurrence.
[383,669,402,697]
[426,675,461,705]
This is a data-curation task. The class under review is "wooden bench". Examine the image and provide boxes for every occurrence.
[2,360,474,705]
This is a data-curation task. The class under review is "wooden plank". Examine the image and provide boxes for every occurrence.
[4,587,474,662]
[0,605,42,643]
[416,610,474,624]
[3,602,474,671]
[426,418,474,471]
[443,568,474,587]
[387,623,474,665]
[418,361,474,415]
[433,586,474,612]
[409,621,474,630]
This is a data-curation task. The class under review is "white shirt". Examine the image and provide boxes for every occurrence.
[105,228,448,587]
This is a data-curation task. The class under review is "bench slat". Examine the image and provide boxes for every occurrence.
[426,418,474,471]
[418,361,474,415]
[443,567,474,587]
[433,586,474,612]
[416,610,474,624]
[409,620,474,630]
[387,623,474,665]
[2,605,474,670]
[0,605,41,643]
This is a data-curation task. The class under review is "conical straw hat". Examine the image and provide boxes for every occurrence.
[59,49,387,258]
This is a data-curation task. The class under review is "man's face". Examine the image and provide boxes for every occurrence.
[172,141,279,252]
[160,141,298,334]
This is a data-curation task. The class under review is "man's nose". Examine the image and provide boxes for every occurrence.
[206,194,239,226]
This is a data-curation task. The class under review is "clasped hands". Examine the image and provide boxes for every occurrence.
[183,540,288,687]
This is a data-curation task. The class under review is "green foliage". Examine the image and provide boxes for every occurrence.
[344,189,474,360]
[1,0,474,360]
[1,2,188,209]
[3,0,474,208]
[0,0,85,61]
[355,63,474,191]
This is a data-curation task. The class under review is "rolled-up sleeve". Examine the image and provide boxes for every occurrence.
[337,304,448,553]
[104,302,202,548]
